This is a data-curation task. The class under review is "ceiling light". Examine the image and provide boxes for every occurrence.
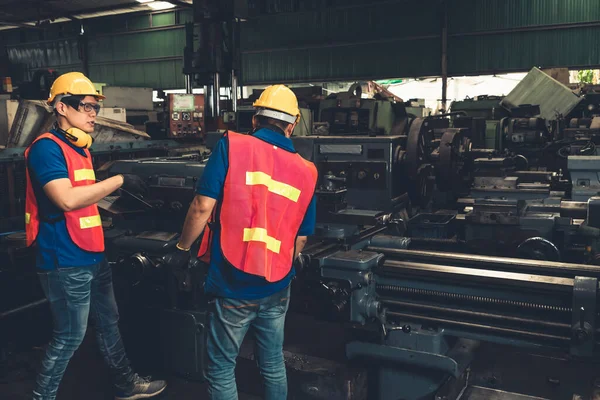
[136,0,155,3]
[147,1,175,10]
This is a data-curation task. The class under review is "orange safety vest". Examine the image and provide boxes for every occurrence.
[198,131,317,282]
[24,132,105,253]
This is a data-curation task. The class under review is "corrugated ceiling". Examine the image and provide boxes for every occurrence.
[0,0,191,28]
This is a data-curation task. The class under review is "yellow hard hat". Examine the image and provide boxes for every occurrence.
[47,72,105,104]
[252,84,299,124]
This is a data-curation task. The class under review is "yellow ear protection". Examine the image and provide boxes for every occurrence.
[60,127,94,149]
[54,96,94,149]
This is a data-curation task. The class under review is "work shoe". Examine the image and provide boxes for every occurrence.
[114,374,167,400]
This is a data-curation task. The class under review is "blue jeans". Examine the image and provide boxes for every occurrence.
[33,259,135,400]
[206,285,290,400]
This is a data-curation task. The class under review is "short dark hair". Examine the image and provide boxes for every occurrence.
[54,95,85,117]
[255,115,292,132]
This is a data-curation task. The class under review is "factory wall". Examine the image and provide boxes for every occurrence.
[1,0,600,88]
[240,1,442,84]
[448,0,600,75]
[1,9,193,89]
[241,0,600,83]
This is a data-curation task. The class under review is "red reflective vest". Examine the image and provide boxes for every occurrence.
[24,133,105,252]
[199,131,317,282]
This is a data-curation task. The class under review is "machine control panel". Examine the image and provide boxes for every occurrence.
[168,94,205,138]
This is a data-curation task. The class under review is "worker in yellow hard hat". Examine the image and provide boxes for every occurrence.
[27,71,166,400]
[163,84,317,399]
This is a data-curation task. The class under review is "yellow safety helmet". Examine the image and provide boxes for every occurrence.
[252,84,300,124]
[47,72,105,105]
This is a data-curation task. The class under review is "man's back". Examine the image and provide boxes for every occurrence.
[197,128,317,299]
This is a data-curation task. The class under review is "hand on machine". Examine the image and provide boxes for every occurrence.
[162,243,192,270]
[119,173,149,196]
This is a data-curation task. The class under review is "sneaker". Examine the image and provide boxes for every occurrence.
[114,374,167,400]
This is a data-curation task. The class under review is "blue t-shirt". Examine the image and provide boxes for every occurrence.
[197,128,317,300]
[27,129,104,270]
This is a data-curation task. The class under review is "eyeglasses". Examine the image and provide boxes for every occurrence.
[77,102,101,114]
[61,96,101,114]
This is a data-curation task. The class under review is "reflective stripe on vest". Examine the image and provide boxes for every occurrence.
[245,171,301,202]
[79,215,102,229]
[243,227,281,254]
[24,132,105,252]
[214,131,317,282]
[74,169,95,182]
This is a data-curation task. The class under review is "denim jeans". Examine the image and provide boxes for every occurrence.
[32,259,136,400]
[206,285,290,400]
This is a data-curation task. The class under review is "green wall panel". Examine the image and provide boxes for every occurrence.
[89,59,184,89]
[2,10,187,89]
[152,12,176,27]
[447,0,600,75]
[242,1,439,51]
[241,0,441,84]
[3,1,600,88]
[88,29,185,63]
[242,38,441,83]
[127,14,152,30]
[86,15,129,35]
[449,0,600,34]
[178,9,194,24]
[449,26,600,75]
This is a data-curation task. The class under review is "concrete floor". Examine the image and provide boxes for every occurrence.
[0,332,260,400]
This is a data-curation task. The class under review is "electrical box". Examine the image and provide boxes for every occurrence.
[103,86,154,111]
[168,94,205,138]
[98,107,127,123]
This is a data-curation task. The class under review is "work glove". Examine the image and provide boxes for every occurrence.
[163,246,191,270]
[120,174,148,196]
[294,252,310,277]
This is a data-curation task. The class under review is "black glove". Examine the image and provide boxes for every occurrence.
[120,174,148,196]
[163,247,191,270]
[294,252,310,276]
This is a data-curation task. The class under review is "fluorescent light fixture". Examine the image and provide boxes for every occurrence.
[136,0,155,3]
[147,1,175,10]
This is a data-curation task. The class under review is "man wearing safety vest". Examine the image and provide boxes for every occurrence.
[26,72,167,400]
[164,84,317,399]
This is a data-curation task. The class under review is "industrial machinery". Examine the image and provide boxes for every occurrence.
[85,100,600,398]
[317,84,408,136]
[167,93,205,138]
[90,146,600,399]
[6,74,600,399]
[296,226,600,399]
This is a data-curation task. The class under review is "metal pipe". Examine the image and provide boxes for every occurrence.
[231,70,238,113]
[370,247,600,278]
[357,226,388,242]
[440,0,448,112]
[386,311,570,343]
[425,111,467,119]
[378,284,572,313]
[185,75,193,94]
[213,72,221,117]
[205,84,213,118]
[381,299,570,330]
[380,259,574,291]
[0,299,48,320]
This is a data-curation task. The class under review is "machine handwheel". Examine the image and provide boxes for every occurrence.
[437,129,471,192]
